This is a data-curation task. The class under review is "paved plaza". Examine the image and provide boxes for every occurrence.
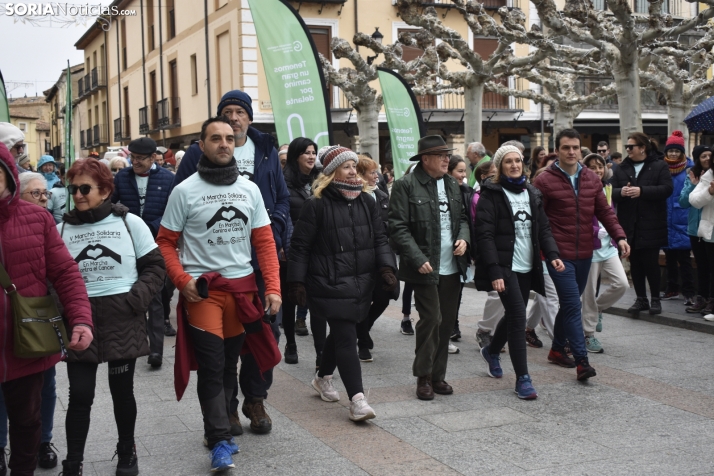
[38,285,714,475]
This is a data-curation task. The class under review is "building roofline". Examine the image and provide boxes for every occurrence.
[74,0,133,49]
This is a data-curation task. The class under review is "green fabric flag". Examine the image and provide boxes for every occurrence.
[0,70,10,123]
[65,61,74,211]
[247,0,333,148]
[377,68,425,180]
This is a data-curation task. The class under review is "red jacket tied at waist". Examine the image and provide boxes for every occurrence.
[174,272,281,401]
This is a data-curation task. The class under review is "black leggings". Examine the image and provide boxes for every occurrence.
[356,284,392,350]
[318,319,363,400]
[401,281,414,316]
[65,359,137,463]
[692,236,713,298]
[280,262,297,346]
[490,271,530,378]
[630,248,661,299]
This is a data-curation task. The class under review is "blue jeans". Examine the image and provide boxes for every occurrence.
[0,366,56,447]
[547,259,592,362]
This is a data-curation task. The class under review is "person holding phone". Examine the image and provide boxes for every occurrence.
[474,145,563,399]
[156,117,281,472]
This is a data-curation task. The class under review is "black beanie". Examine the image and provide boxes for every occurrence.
[217,90,253,121]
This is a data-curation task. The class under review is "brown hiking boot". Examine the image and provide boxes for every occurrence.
[416,375,434,400]
[242,398,272,434]
[229,410,243,436]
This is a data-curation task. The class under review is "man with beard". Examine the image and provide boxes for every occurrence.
[173,90,289,436]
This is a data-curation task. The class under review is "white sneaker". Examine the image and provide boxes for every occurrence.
[311,373,340,402]
[349,392,376,421]
[704,314,714,322]
[448,343,460,354]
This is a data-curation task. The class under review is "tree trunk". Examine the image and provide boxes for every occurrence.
[667,81,690,138]
[552,107,579,136]
[356,101,381,162]
[612,59,643,142]
[463,82,484,145]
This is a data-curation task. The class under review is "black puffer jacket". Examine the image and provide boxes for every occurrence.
[283,165,319,224]
[63,203,166,363]
[473,180,559,296]
[287,184,397,322]
[611,151,673,249]
[374,188,390,237]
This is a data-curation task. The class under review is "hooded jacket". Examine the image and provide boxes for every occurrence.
[173,127,290,270]
[679,175,703,237]
[111,164,175,236]
[0,143,92,383]
[665,158,694,250]
[288,186,396,323]
[611,151,673,249]
[37,155,60,189]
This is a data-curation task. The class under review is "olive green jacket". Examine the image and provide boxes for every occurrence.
[388,163,471,285]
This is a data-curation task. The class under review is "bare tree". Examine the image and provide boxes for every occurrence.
[531,0,714,141]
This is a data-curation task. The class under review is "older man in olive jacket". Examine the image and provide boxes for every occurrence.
[388,136,470,401]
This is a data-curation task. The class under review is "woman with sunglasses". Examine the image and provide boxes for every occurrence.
[612,132,673,315]
[58,158,166,476]
[109,157,129,176]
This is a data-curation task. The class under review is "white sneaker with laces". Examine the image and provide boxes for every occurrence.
[311,373,340,402]
[704,314,714,322]
[448,343,460,354]
[349,392,376,421]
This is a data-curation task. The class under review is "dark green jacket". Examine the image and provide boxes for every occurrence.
[388,163,470,285]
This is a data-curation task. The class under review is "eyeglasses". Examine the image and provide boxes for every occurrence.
[68,184,97,196]
[428,154,452,161]
[12,144,25,152]
[111,168,122,172]
[625,145,637,151]
[22,190,51,199]
[597,149,608,153]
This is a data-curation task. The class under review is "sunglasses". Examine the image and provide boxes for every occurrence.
[625,145,638,151]
[12,144,25,151]
[597,149,608,153]
[23,190,51,199]
[68,184,97,195]
[111,168,122,172]
[131,154,153,162]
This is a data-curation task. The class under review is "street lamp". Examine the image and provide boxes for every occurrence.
[366,27,384,65]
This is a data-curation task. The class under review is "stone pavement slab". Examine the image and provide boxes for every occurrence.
[32,283,714,475]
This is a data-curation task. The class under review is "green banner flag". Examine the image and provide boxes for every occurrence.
[247,0,332,148]
[377,68,425,179]
[65,61,74,211]
[0,70,10,123]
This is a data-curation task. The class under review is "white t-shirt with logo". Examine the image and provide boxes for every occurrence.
[58,213,157,298]
[234,136,256,180]
[503,188,533,273]
[135,174,148,217]
[160,173,271,280]
[437,178,457,275]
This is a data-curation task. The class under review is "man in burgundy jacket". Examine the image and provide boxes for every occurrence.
[533,129,630,381]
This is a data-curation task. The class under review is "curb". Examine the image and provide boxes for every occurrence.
[605,306,714,336]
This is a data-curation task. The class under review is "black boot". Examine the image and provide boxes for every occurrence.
[649,298,662,315]
[0,448,6,476]
[701,298,714,315]
[627,297,650,313]
[284,343,298,364]
[114,441,139,476]
[60,460,83,476]
[38,441,58,469]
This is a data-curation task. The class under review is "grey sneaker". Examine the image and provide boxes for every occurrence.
[476,330,491,349]
[585,335,604,353]
[311,373,340,402]
[349,393,376,421]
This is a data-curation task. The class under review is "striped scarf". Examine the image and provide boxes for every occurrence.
[665,156,687,175]
[332,179,363,201]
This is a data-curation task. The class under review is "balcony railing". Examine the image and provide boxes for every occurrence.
[420,0,507,10]
[80,130,86,149]
[577,79,666,112]
[78,79,84,97]
[93,124,108,146]
[114,117,131,141]
[91,67,107,89]
[83,75,90,95]
[85,128,92,148]
[139,106,149,134]
[157,97,181,128]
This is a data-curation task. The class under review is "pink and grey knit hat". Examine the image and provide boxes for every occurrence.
[320,146,359,175]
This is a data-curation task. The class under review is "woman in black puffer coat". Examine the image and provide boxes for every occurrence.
[612,132,673,315]
[474,145,562,400]
[281,137,321,364]
[288,147,397,422]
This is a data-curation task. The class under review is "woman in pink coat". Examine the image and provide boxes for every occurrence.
[0,143,93,475]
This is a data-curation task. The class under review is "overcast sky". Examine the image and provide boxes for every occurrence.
[0,1,114,98]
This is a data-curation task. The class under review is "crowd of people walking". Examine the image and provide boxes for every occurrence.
[0,88,710,475]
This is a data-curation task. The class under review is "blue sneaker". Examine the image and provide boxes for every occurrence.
[203,437,239,455]
[515,374,538,399]
[209,440,235,472]
[480,346,503,378]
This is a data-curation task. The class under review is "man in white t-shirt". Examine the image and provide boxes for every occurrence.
[157,116,281,472]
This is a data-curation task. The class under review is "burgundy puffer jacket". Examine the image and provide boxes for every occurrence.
[533,162,626,260]
[0,143,92,383]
